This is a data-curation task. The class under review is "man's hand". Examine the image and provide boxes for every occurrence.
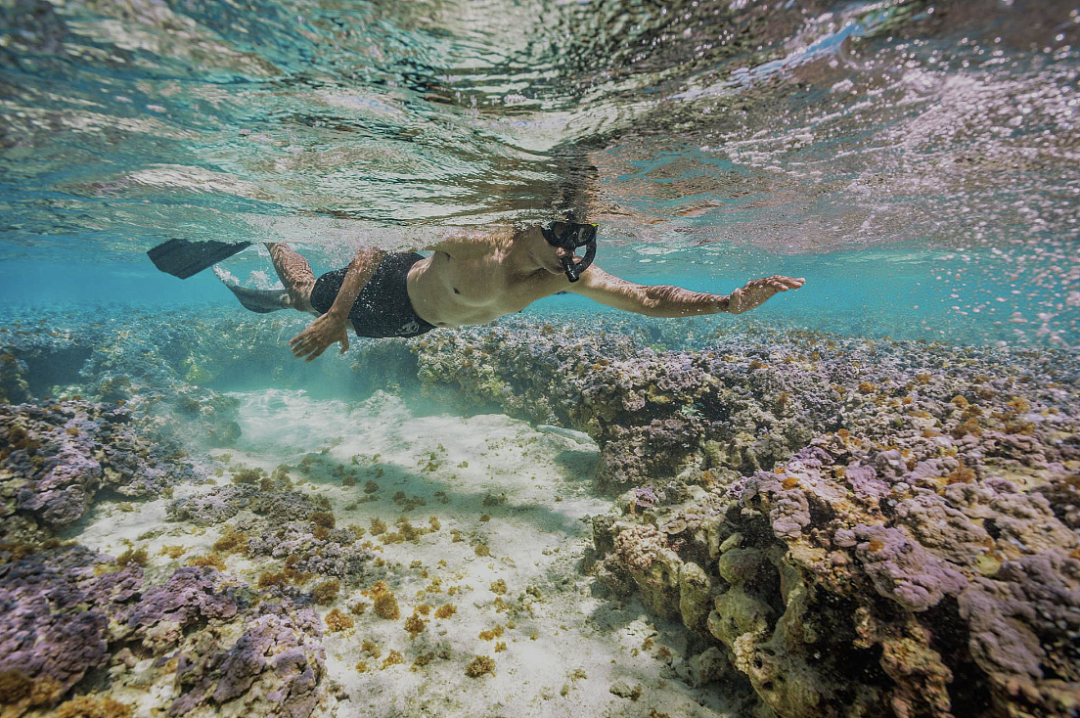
[727,275,805,315]
[289,312,350,362]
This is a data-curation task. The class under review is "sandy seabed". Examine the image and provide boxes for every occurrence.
[70,389,738,718]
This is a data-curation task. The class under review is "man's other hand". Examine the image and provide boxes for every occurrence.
[289,312,350,362]
[728,276,805,315]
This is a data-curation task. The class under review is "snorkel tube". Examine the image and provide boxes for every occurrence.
[541,221,598,283]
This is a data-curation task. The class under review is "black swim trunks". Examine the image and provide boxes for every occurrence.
[309,252,436,338]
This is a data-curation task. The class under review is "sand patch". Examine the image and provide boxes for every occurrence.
[74,390,742,718]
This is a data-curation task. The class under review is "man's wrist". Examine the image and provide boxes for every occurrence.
[326,306,350,321]
[714,295,732,314]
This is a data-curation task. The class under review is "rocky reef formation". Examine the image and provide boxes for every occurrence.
[0,309,373,449]
[411,318,1080,490]
[0,545,143,712]
[0,545,330,718]
[589,371,1080,717]
[0,400,196,542]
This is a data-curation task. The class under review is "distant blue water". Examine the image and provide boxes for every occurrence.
[1,0,1077,348]
[3,237,1073,348]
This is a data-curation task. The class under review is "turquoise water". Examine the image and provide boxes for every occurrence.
[1,240,1074,346]
[1,0,1077,346]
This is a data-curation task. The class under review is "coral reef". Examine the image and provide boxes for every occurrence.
[410,317,1080,494]
[0,544,330,717]
[3,309,1079,718]
[125,566,242,653]
[595,421,1080,717]
[166,484,259,526]
[1,400,196,541]
[0,546,143,711]
[167,602,325,718]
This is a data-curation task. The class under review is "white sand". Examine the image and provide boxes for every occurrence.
[75,390,741,718]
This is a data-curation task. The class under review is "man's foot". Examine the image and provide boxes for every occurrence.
[214,266,291,314]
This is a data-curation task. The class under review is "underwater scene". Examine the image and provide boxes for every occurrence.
[1,1,1079,717]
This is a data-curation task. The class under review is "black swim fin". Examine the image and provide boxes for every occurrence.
[147,238,252,279]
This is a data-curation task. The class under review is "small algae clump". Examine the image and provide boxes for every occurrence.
[0,669,32,703]
[53,696,133,718]
[474,543,490,557]
[350,601,368,615]
[478,625,505,641]
[310,511,335,529]
[404,612,427,638]
[355,661,369,673]
[186,553,226,571]
[412,652,436,671]
[231,467,266,485]
[489,578,507,595]
[159,545,186,559]
[212,529,248,556]
[370,517,387,535]
[380,650,404,670]
[257,563,312,589]
[115,547,148,567]
[465,656,496,678]
[312,579,341,605]
[370,581,400,620]
[435,603,457,619]
[381,517,425,544]
[325,609,354,632]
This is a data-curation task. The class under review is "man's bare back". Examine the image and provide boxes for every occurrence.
[227,225,804,361]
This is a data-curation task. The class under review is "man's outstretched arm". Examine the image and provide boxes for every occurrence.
[565,266,805,317]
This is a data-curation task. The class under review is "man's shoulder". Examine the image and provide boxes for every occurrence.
[421,226,510,256]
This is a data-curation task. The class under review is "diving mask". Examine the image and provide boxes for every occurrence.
[540,221,598,282]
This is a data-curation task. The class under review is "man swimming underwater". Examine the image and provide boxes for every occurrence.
[213,222,805,362]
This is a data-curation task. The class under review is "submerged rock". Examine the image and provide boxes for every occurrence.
[595,427,1080,718]
[0,400,195,541]
[0,546,143,712]
[168,602,325,718]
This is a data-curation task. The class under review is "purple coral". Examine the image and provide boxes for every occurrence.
[168,602,325,718]
[632,487,658,509]
[0,546,143,702]
[1,401,194,540]
[128,567,241,652]
[167,484,258,526]
[852,524,968,612]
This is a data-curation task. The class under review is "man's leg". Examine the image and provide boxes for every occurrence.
[266,242,318,314]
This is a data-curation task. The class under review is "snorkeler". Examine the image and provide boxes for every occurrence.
[148,222,804,362]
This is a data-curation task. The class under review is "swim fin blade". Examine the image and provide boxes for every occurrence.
[147,238,252,279]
